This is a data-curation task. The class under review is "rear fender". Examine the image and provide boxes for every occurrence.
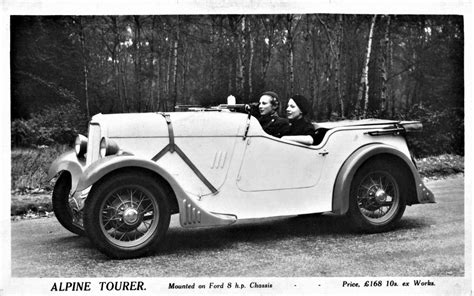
[332,144,435,215]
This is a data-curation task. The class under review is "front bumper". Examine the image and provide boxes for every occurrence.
[68,186,91,229]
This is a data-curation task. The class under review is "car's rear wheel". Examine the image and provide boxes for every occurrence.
[52,172,85,236]
[348,159,407,232]
[83,172,171,259]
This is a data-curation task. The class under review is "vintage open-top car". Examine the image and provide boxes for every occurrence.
[48,103,435,259]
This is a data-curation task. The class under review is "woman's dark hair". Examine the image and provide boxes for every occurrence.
[289,94,311,116]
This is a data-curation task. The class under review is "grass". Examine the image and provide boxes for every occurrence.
[10,146,464,218]
[11,145,70,193]
[415,154,464,178]
[11,145,69,219]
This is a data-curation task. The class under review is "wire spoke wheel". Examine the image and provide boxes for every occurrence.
[349,159,407,232]
[84,172,171,259]
[356,171,399,224]
[100,186,160,248]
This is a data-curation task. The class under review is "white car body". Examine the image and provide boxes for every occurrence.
[49,109,434,258]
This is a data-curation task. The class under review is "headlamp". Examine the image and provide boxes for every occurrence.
[74,134,88,158]
[99,137,119,158]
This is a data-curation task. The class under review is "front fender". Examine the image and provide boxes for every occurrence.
[76,155,179,193]
[76,155,236,228]
[47,150,86,193]
[332,144,435,215]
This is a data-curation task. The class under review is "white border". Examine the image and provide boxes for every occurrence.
[1,1,472,295]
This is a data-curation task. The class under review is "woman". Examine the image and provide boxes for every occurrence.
[257,91,289,138]
[282,94,317,145]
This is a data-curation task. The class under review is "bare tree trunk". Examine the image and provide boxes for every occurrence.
[355,15,377,119]
[182,43,189,105]
[305,17,313,105]
[389,39,395,116]
[260,15,279,88]
[286,15,296,96]
[379,15,391,117]
[114,60,122,112]
[323,42,332,118]
[172,38,179,108]
[210,21,216,97]
[335,14,344,118]
[248,22,254,99]
[228,64,233,95]
[235,17,245,98]
[78,17,90,118]
[156,57,162,111]
[150,16,161,112]
[105,16,123,113]
[311,21,320,119]
[165,44,172,111]
[262,34,272,87]
[121,59,129,112]
[133,16,142,112]
[317,15,337,118]
[235,37,243,96]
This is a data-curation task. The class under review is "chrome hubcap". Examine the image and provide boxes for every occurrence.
[375,188,389,203]
[356,171,399,224]
[123,208,139,225]
[99,187,159,248]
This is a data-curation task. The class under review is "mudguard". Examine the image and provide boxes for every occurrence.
[47,150,86,194]
[74,155,176,192]
[332,144,435,215]
[74,154,236,228]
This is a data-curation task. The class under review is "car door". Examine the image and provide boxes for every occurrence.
[236,136,326,192]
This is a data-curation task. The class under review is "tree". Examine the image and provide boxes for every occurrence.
[378,15,391,117]
[355,15,377,118]
[11,14,463,123]
[283,14,301,96]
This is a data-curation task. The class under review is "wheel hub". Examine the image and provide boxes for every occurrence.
[374,188,387,203]
[123,208,139,225]
[356,171,400,222]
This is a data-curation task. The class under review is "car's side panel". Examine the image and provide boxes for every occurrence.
[110,137,170,159]
[236,136,326,191]
[167,136,241,193]
[103,136,241,195]
[195,126,419,220]
[332,144,435,215]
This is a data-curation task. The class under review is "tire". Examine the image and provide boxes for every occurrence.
[348,158,407,233]
[83,172,171,259]
[52,172,86,236]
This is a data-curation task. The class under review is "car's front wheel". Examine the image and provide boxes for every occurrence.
[52,172,85,236]
[83,172,171,259]
[348,158,407,232]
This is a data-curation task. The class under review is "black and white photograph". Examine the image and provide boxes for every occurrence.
[1,0,471,295]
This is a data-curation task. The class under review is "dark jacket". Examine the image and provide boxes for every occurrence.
[288,117,318,144]
[259,113,290,138]
[288,117,315,135]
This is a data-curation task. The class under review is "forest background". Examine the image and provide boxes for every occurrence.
[10,14,464,158]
